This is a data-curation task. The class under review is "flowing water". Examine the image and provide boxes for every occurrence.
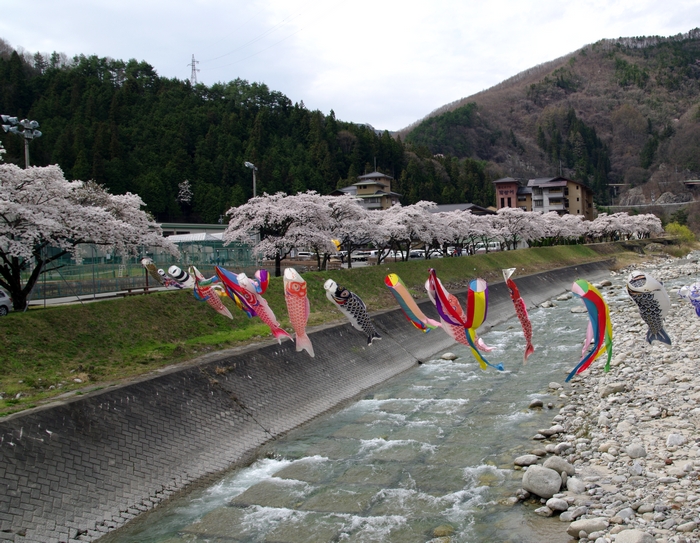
[105,290,610,543]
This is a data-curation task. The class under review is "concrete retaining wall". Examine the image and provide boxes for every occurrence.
[0,260,613,543]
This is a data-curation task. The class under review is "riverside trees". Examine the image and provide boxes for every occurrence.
[223,192,664,275]
[0,164,178,310]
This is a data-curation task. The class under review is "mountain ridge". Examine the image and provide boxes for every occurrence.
[401,28,700,211]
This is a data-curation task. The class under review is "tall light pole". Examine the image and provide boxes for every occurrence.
[1,116,42,168]
[244,161,257,198]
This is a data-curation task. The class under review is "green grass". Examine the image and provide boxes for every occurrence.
[0,244,632,416]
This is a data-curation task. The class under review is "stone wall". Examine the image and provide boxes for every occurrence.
[0,260,613,543]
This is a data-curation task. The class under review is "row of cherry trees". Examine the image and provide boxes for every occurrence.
[223,192,663,276]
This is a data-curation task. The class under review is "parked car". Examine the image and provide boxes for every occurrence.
[475,242,501,254]
[0,290,12,316]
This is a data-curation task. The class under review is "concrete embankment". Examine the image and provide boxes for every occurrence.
[0,259,613,543]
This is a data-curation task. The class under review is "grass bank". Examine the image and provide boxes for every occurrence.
[0,243,637,416]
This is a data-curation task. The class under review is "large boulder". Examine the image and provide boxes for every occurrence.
[522,465,561,498]
[618,186,645,206]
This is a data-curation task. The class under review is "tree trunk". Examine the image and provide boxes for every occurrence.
[275,254,282,277]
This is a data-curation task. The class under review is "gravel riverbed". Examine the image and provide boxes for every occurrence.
[513,250,700,543]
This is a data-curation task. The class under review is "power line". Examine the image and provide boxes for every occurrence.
[206,27,305,71]
[200,10,304,64]
[199,0,334,67]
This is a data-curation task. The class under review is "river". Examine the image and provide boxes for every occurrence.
[103,286,607,543]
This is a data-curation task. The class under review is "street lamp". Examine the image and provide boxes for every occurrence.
[1,116,42,168]
[244,161,257,198]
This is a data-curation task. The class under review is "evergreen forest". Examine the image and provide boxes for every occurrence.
[0,49,495,223]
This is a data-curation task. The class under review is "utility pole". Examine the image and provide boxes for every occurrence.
[187,54,199,85]
[244,161,257,198]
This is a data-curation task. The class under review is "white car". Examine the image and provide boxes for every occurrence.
[475,242,501,254]
[0,290,12,316]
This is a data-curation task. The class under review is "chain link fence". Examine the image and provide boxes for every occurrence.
[26,240,259,301]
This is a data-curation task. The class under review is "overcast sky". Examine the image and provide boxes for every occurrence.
[3,1,699,131]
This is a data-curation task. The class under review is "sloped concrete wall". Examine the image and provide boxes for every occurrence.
[0,260,613,542]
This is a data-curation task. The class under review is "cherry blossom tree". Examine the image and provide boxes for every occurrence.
[326,194,373,269]
[631,213,663,238]
[531,211,585,246]
[587,213,622,242]
[0,164,178,310]
[223,191,334,276]
[376,202,438,261]
[492,207,546,250]
[557,213,588,243]
[462,212,493,254]
[431,211,461,256]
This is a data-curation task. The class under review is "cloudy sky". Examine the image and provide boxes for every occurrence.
[3,1,699,131]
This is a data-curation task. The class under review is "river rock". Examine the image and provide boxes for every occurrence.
[432,525,455,537]
[600,383,626,398]
[617,507,635,520]
[554,442,572,455]
[614,529,656,543]
[625,443,647,459]
[528,399,544,409]
[677,521,698,532]
[514,454,540,466]
[522,465,562,498]
[546,497,569,512]
[440,352,458,361]
[543,456,575,476]
[570,306,587,313]
[566,505,588,520]
[566,518,608,537]
[534,506,553,517]
[548,382,563,390]
[565,477,586,494]
[666,433,687,447]
[539,425,565,437]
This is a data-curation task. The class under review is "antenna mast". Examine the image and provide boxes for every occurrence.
[188,54,200,85]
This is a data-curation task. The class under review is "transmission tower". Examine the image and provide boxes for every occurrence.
[187,54,200,85]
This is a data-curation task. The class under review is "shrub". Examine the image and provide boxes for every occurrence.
[665,222,696,243]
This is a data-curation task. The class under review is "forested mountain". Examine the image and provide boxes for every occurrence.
[0,44,494,222]
[402,29,700,206]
